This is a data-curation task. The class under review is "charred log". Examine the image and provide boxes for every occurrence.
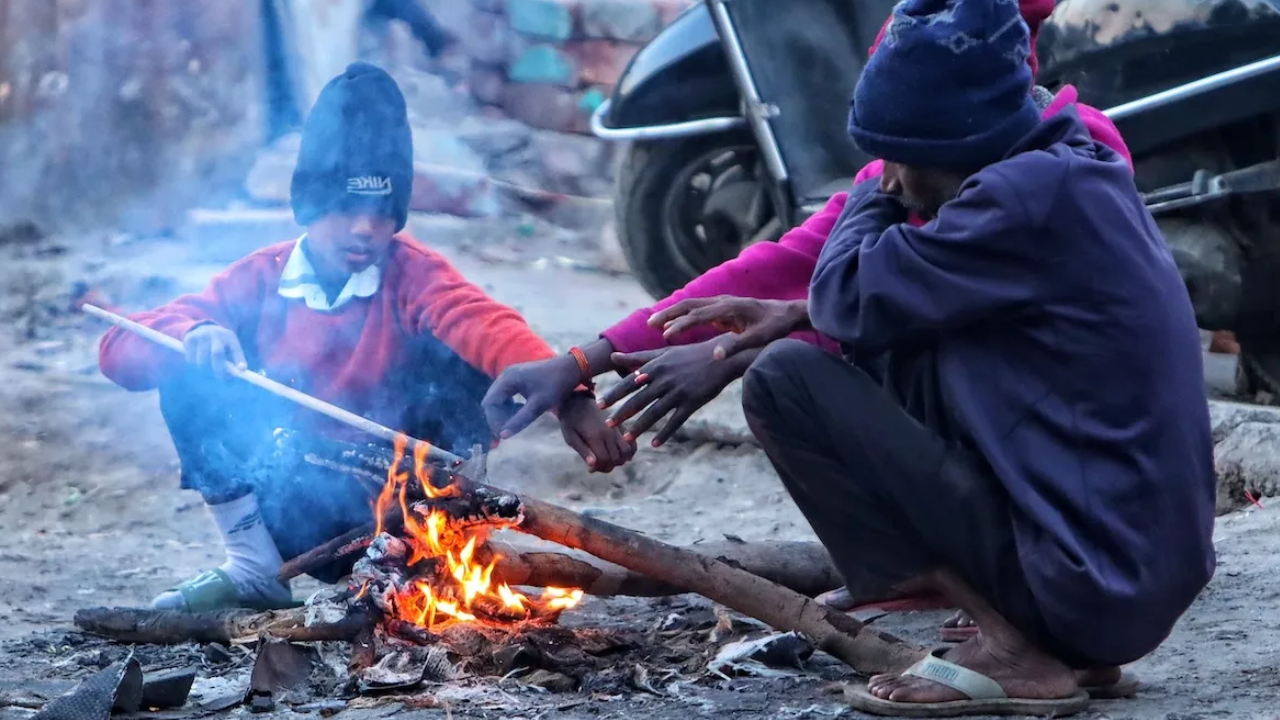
[508,490,923,675]
[279,487,524,582]
[484,539,842,598]
[74,607,306,645]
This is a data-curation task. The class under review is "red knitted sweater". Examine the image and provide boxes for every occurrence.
[99,236,555,433]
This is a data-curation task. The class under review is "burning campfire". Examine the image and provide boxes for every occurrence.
[349,436,584,633]
[70,428,915,707]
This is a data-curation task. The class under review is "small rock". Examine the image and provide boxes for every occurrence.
[202,643,234,665]
[1215,420,1280,512]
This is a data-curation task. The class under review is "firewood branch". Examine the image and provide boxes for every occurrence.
[504,487,924,675]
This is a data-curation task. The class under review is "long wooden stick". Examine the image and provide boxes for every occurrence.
[281,517,844,599]
[81,304,465,468]
[499,485,923,675]
[485,539,844,598]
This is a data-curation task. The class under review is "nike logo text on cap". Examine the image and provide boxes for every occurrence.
[347,176,393,196]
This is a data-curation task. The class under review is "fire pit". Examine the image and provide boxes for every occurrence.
[348,435,583,634]
[71,432,921,709]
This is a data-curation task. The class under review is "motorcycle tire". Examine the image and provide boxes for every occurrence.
[614,131,763,300]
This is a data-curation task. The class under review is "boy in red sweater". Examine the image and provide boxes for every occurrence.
[98,62,625,611]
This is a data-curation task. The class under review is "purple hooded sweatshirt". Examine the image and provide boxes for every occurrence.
[810,107,1216,666]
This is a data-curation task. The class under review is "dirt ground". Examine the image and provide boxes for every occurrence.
[2,220,1279,719]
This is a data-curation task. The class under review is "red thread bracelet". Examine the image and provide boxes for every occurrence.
[568,346,594,391]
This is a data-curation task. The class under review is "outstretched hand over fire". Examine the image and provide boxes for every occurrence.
[599,338,756,448]
[558,393,636,473]
[648,296,811,360]
[483,358,635,473]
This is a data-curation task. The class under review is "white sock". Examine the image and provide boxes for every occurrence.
[207,494,284,588]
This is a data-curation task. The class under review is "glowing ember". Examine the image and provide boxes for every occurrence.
[361,435,583,630]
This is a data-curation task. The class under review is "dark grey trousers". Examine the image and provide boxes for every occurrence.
[742,340,1088,668]
[157,367,373,580]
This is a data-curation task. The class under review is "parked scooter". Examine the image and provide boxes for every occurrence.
[591,0,1280,392]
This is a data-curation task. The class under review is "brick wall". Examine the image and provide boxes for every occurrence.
[453,0,697,135]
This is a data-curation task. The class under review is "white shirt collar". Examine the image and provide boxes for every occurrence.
[277,235,382,311]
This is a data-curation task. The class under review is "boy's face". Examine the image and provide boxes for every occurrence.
[307,213,398,276]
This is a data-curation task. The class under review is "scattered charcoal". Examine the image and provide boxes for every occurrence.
[75,650,113,669]
[523,669,576,693]
[140,667,196,709]
[203,643,234,665]
[383,620,438,646]
[58,634,87,648]
[492,642,541,675]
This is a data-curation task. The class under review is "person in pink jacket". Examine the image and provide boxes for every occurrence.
[483,0,1133,466]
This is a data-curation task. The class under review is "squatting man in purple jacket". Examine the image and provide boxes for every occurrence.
[486,0,1216,713]
[687,0,1218,715]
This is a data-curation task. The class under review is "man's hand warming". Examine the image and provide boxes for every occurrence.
[557,393,636,473]
[599,338,760,447]
[482,355,584,440]
[649,297,810,360]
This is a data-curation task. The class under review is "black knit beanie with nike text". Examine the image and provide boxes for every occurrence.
[291,62,413,231]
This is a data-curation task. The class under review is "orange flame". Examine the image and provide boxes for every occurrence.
[372,434,583,629]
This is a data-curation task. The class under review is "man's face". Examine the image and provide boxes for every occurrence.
[306,212,397,276]
[879,162,965,219]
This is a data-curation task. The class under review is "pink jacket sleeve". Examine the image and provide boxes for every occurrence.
[1059,88,1133,169]
[600,192,851,354]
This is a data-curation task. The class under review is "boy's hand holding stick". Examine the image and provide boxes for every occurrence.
[80,304,467,470]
